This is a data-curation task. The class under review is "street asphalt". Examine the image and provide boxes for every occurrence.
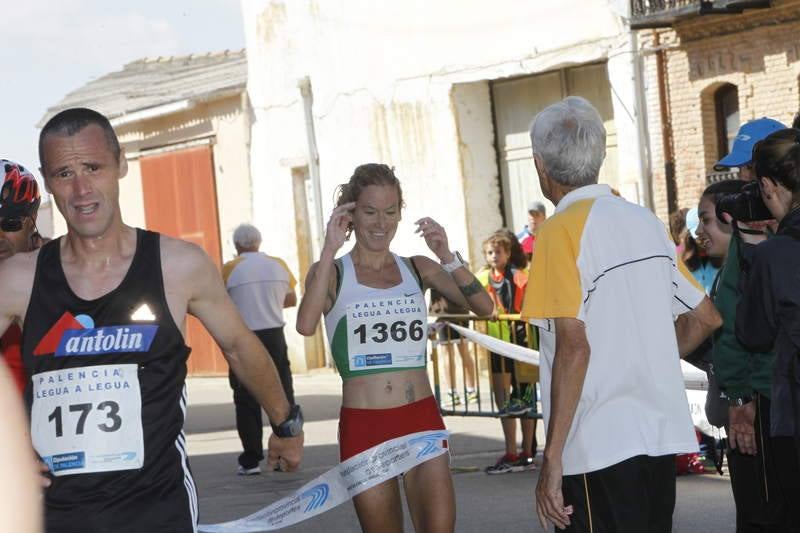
[185,372,736,533]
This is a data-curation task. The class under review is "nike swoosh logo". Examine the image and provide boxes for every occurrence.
[404,292,419,297]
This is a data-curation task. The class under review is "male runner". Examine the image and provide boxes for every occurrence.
[0,159,41,393]
[0,108,304,532]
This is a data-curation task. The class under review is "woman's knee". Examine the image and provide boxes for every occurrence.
[353,479,404,533]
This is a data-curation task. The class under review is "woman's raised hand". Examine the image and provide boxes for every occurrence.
[324,202,355,254]
[415,217,452,262]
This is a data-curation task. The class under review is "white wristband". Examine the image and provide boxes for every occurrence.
[441,251,465,273]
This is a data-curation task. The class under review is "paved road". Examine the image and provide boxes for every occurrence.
[186,373,735,532]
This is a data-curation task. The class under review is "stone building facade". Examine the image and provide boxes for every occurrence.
[636,0,800,219]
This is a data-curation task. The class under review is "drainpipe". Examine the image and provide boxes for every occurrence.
[630,29,654,210]
[297,76,332,368]
[298,77,325,254]
[654,31,678,215]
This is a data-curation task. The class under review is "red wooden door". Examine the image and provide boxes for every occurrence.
[140,145,227,375]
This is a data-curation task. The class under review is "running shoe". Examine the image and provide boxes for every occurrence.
[506,398,529,416]
[448,391,461,406]
[485,453,519,475]
[466,389,479,403]
[514,453,536,471]
[237,465,261,476]
[521,386,537,414]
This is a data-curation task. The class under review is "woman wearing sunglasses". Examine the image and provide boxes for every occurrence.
[0,159,42,395]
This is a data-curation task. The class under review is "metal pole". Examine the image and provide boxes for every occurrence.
[298,76,332,367]
[630,29,654,210]
[298,77,325,253]
[655,31,678,214]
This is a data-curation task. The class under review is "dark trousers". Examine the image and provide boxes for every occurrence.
[561,454,676,533]
[228,327,295,468]
[727,394,800,533]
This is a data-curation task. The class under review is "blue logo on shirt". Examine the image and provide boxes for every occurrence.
[48,451,86,472]
[55,326,158,357]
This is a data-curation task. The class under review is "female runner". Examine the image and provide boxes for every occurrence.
[296,164,492,532]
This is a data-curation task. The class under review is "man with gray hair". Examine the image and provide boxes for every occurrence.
[223,223,298,475]
[520,96,722,532]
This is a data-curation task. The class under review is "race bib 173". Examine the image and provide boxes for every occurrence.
[31,364,144,476]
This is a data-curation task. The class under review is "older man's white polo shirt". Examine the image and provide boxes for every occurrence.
[522,184,703,475]
[222,252,296,330]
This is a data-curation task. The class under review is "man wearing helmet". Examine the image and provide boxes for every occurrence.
[0,159,40,260]
[0,159,41,394]
[0,108,304,532]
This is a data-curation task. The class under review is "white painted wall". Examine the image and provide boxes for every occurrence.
[243,0,643,369]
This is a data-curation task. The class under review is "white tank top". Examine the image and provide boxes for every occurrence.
[324,253,428,378]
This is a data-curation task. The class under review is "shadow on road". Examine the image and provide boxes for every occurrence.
[185,394,343,434]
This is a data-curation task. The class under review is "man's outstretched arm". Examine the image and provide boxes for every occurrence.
[181,244,302,470]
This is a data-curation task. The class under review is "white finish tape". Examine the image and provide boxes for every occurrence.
[198,430,449,532]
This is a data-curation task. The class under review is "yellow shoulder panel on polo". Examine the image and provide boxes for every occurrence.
[521,198,595,321]
[221,255,245,286]
[267,255,297,289]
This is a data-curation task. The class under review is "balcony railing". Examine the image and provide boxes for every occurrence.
[631,0,704,28]
[631,1,772,30]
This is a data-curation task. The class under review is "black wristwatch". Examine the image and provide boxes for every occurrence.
[728,395,753,407]
[271,404,304,438]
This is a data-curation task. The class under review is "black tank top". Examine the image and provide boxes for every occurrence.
[22,229,197,532]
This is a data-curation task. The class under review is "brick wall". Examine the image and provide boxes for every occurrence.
[641,0,800,221]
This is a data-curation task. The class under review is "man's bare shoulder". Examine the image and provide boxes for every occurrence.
[158,234,219,288]
[158,234,209,262]
[0,249,40,314]
[0,249,39,282]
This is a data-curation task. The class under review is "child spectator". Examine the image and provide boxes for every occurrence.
[478,230,538,474]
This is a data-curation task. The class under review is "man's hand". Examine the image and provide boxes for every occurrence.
[728,402,757,455]
[267,433,304,472]
[535,456,573,530]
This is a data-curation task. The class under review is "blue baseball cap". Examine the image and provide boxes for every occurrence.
[714,118,786,170]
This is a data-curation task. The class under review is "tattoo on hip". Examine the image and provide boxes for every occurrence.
[405,382,416,404]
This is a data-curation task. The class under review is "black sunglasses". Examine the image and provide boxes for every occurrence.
[0,217,25,232]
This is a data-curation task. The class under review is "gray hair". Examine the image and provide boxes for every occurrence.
[233,223,262,248]
[529,96,606,188]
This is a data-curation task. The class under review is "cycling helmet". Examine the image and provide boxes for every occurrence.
[0,159,41,218]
